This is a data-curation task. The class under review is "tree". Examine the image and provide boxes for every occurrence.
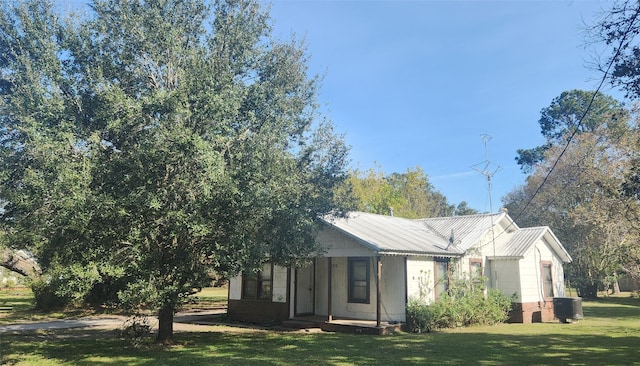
[340,165,455,219]
[589,0,640,99]
[588,0,640,284]
[0,0,348,343]
[453,201,478,216]
[515,90,628,172]
[505,121,640,298]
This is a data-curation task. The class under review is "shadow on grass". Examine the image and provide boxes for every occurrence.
[2,294,639,365]
[2,327,639,365]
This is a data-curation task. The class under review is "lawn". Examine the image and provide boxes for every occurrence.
[1,289,639,365]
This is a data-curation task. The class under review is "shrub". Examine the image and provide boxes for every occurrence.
[117,315,151,347]
[31,277,71,310]
[406,299,433,333]
[406,277,512,332]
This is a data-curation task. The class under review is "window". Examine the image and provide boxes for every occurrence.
[434,258,450,298]
[542,262,553,298]
[348,257,370,303]
[469,259,483,287]
[242,262,272,300]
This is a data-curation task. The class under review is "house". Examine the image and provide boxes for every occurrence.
[227,211,572,330]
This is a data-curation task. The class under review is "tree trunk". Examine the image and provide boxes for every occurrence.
[612,279,621,295]
[156,305,175,344]
[0,248,41,278]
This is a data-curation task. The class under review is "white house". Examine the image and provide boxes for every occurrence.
[227,211,572,329]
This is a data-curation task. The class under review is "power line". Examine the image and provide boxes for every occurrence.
[511,3,640,224]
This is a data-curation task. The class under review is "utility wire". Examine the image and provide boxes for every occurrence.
[511,3,640,224]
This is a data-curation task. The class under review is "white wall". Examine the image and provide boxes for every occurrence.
[552,253,566,297]
[316,227,375,257]
[406,257,435,303]
[272,265,288,303]
[315,257,329,316]
[379,256,406,322]
[313,256,406,322]
[492,259,521,301]
[229,274,242,300]
[519,238,566,302]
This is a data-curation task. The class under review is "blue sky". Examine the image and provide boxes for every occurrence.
[268,0,617,212]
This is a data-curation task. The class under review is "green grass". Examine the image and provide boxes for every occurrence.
[1,291,639,365]
[183,287,228,311]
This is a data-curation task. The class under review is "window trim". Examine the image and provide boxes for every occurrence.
[541,261,554,299]
[469,258,483,288]
[242,262,273,301]
[434,258,450,299]
[348,257,370,304]
[469,258,482,278]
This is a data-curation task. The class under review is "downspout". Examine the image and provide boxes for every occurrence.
[328,257,333,322]
[535,247,545,305]
[404,256,408,306]
[376,255,382,328]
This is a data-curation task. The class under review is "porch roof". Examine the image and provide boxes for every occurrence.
[322,212,463,257]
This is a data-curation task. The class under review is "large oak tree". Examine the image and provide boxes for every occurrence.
[0,0,348,343]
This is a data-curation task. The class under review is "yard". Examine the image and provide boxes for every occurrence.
[1,288,639,365]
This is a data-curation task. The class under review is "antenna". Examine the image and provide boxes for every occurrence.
[471,134,502,214]
[470,134,502,290]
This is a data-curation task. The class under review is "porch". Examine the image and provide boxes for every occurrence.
[282,315,403,335]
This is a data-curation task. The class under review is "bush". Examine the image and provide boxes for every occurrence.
[31,278,71,310]
[117,315,151,347]
[406,300,433,333]
[406,278,512,333]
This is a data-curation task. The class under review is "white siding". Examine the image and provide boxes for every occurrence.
[492,259,521,301]
[272,265,288,303]
[380,256,406,322]
[317,227,376,257]
[315,257,329,315]
[229,274,242,300]
[518,238,560,303]
[552,254,566,297]
[406,257,435,303]
[314,256,406,322]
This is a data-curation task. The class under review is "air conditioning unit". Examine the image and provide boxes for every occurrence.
[553,297,583,323]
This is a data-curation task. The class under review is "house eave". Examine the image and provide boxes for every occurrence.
[487,256,524,260]
[377,250,463,258]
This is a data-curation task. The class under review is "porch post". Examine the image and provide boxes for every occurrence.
[376,255,382,328]
[327,257,333,322]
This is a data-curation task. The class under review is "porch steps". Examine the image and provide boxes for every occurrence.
[321,321,403,335]
[281,317,404,335]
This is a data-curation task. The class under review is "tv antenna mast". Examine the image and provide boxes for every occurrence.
[471,134,502,289]
[471,134,502,214]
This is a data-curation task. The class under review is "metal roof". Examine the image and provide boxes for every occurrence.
[419,213,508,251]
[322,211,572,262]
[322,212,462,256]
[494,227,547,258]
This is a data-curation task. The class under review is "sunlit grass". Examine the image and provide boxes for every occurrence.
[1,290,639,365]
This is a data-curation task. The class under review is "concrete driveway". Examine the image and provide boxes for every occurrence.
[0,309,226,333]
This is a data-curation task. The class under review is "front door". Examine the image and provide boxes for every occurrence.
[295,264,314,315]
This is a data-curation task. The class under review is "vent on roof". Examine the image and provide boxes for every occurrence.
[447,229,456,250]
